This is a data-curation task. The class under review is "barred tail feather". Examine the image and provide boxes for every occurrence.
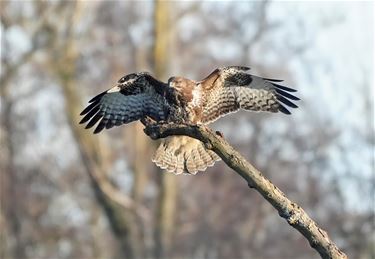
[152,136,220,175]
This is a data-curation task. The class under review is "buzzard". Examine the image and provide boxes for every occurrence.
[80,66,299,174]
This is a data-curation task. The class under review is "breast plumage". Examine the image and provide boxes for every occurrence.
[167,76,203,124]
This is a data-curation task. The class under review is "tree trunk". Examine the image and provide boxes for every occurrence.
[0,92,26,259]
[55,3,141,258]
[153,1,178,258]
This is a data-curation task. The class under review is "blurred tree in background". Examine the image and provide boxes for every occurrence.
[0,1,373,259]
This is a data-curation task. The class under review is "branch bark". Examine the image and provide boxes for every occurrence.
[142,122,348,259]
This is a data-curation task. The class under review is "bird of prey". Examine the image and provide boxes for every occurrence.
[80,66,299,174]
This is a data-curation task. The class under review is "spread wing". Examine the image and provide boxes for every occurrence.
[199,66,300,123]
[80,72,167,134]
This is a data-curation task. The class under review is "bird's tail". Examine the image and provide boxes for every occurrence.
[152,136,220,175]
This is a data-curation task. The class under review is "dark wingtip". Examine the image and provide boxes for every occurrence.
[272,83,297,92]
[80,90,108,129]
[88,90,107,103]
[277,95,298,108]
[275,88,300,101]
[278,104,291,115]
[93,122,106,134]
[85,113,102,129]
[274,83,300,114]
[263,77,284,82]
[80,101,98,115]
[80,106,100,124]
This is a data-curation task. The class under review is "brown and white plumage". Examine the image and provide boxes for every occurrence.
[80,66,299,174]
[199,66,299,123]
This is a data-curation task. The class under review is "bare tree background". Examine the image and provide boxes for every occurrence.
[1,1,373,259]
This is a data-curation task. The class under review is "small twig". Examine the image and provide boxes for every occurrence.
[143,123,348,259]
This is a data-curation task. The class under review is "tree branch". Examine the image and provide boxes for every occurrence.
[142,121,348,259]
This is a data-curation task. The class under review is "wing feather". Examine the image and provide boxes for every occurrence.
[271,82,297,92]
[80,73,167,133]
[275,88,300,100]
[80,105,100,124]
[200,66,299,123]
[80,101,99,115]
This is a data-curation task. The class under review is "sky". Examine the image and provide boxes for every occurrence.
[268,1,374,211]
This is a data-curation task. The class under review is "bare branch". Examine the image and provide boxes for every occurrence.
[143,122,348,259]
